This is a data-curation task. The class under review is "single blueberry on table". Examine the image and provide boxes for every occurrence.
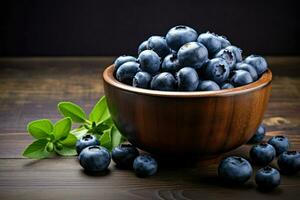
[138,50,161,75]
[79,146,111,172]
[147,36,171,58]
[244,55,268,76]
[221,83,234,89]
[204,58,230,84]
[197,80,220,91]
[225,45,243,63]
[133,155,158,177]
[166,25,198,51]
[133,72,152,89]
[138,41,148,54]
[114,55,137,73]
[151,72,177,91]
[177,42,208,69]
[162,54,181,72]
[268,136,289,156]
[250,143,276,166]
[116,61,141,85]
[76,134,100,154]
[247,124,266,144]
[111,144,139,169]
[197,32,222,55]
[278,151,300,175]
[255,166,280,191]
[230,70,254,87]
[218,156,253,184]
[215,48,236,70]
[176,67,200,91]
[235,62,258,81]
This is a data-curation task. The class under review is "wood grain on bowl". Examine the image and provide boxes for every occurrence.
[103,65,272,157]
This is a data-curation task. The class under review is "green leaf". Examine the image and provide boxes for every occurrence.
[89,96,111,123]
[60,133,77,148]
[111,126,124,149]
[23,139,50,159]
[100,128,112,150]
[58,102,87,123]
[27,119,53,139]
[53,117,72,140]
[55,146,77,156]
[71,127,88,139]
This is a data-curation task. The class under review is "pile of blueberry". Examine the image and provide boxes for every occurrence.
[218,124,300,191]
[113,25,268,91]
[76,135,157,177]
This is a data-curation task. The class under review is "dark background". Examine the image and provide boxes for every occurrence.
[1,0,299,57]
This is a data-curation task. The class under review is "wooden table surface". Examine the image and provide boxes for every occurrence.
[0,57,299,200]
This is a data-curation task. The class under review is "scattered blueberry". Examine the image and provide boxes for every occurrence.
[250,143,276,166]
[255,166,280,191]
[162,54,181,72]
[235,62,258,81]
[177,42,208,69]
[176,67,200,91]
[230,70,254,87]
[197,80,220,91]
[197,32,222,55]
[114,55,137,73]
[268,136,289,156]
[205,58,230,84]
[116,61,141,85]
[138,41,148,54]
[133,72,152,89]
[218,156,253,184]
[147,36,171,58]
[111,144,139,169]
[76,135,100,154]
[79,146,111,172]
[278,151,300,174]
[133,155,158,177]
[247,124,266,144]
[244,55,268,76]
[138,50,161,75]
[166,25,198,51]
[151,72,177,91]
[221,83,234,89]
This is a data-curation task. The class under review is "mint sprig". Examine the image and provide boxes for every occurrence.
[23,96,125,159]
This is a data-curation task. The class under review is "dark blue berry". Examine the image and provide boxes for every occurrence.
[248,124,266,144]
[150,72,177,91]
[133,155,158,177]
[138,41,148,54]
[230,70,254,87]
[235,62,258,81]
[147,36,171,58]
[116,61,141,85]
[197,32,222,55]
[176,67,200,91]
[197,80,220,91]
[138,50,161,75]
[114,55,137,73]
[221,83,234,89]
[162,54,181,72]
[205,58,230,84]
[268,136,289,156]
[111,144,139,169]
[250,143,276,166]
[244,55,268,76]
[133,72,152,89]
[278,151,300,174]
[76,134,100,154]
[255,166,280,191]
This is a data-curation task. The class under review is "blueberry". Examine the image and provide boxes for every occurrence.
[255,166,280,191]
[177,42,208,69]
[166,25,198,51]
[247,124,266,144]
[138,50,161,75]
[221,83,234,89]
[205,58,230,84]
[151,72,177,91]
[147,36,171,58]
[78,146,111,172]
[197,32,222,55]
[197,80,220,91]
[218,35,231,48]
[250,143,276,166]
[230,70,254,87]
[111,144,139,169]
[268,136,289,156]
[138,41,148,54]
[218,156,253,184]
[133,155,158,177]
[76,135,100,154]
[116,61,141,85]
[278,151,300,174]
[215,48,236,70]
[225,45,243,63]
[114,55,137,73]
[162,54,181,72]
[235,62,258,81]
[176,67,200,91]
[133,72,152,89]
[244,55,268,76]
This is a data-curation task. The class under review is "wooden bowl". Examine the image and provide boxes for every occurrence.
[103,65,272,158]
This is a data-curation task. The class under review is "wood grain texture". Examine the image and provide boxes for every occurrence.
[0,57,300,200]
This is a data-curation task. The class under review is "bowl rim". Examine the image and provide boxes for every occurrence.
[103,65,272,97]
